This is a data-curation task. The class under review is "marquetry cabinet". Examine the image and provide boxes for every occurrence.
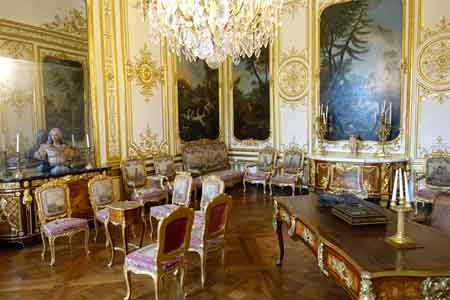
[0,167,110,246]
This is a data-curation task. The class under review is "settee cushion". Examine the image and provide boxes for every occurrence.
[183,143,229,174]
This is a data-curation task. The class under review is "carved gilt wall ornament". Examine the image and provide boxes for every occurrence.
[422,277,450,300]
[128,125,168,159]
[126,43,163,102]
[419,37,450,86]
[418,136,450,158]
[422,17,450,43]
[419,85,449,104]
[279,48,308,102]
[42,8,87,39]
[282,0,307,17]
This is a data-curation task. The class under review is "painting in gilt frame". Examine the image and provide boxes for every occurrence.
[177,57,220,142]
[42,56,86,139]
[233,46,271,141]
[320,0,402,141]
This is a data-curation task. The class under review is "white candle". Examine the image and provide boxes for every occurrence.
[86,134,90,148]
[389,103,392,124]
[404,170,410,204]
[398,169,404,199]
[391,169,398,203]
[16,133,19,153]
[383,100,386,113]
[71,134,76,147]
[326,104,329,119]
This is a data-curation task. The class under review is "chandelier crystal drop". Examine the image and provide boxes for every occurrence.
[140,0,284,69]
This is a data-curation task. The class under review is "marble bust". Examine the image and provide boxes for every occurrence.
[34,128,74,175]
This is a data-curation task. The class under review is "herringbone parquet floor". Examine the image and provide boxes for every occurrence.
[0,186,348,300]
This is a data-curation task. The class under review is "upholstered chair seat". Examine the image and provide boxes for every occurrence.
[123,206,194,300]
[269,145,305,196]
[130,186,167,201]
[125,243,182,272]
[95,208,109,223]
[271,174,297,185]
[188,194,232,288]
[416,189,450,201]
[35,181,90,266]
[42,218,88,235]
[431,198,450,236]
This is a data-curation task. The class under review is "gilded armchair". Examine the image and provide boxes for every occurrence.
[149,172,193,238]
[269,145,305,196]
[121,159,168,205]
[123,206,194,300]
[194,175,225,227]
[88,174,115,247]
[35,180,89,266]
[189,194,232,288]
[243,146,277,194]
[415,149,450,215]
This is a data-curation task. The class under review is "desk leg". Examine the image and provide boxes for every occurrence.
[139,209,145,248]
[276,216,285,266]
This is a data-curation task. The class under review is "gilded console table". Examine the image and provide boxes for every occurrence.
[0,166,110,246]
[274,194,450,300]
[308,153,408,206]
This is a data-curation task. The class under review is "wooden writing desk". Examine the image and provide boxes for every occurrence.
[274,194,450,300]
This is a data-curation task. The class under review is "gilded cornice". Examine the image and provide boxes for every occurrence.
[0,19,87,52]
[42,8,88,40]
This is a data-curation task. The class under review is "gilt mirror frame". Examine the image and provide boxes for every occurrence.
[313,0,414,154]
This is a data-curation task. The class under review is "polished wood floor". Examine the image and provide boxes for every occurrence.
[0,186,348,300]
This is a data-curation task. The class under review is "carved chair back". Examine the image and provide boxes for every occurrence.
[328,164,367,199]
[121,159,148,194]
[172,172,193,206]
[155,206,194,265]
[281,146,304,174]
[200,176,225,211]
[153,153,176,181]
[88,175,114,213]
[257,146,277,172]
[424,151,450,190]
[35,180,71,224]
[201,194,232,245]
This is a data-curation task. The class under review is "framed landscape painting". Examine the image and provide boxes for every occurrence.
[320,0,402,141]
[232,46,271,141]
[177,57,220,142]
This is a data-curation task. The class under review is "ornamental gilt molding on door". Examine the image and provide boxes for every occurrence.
[126,43,164,103]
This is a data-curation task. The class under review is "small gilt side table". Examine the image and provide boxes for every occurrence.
[105,201,145,267]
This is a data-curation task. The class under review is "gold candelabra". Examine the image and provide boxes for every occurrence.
[315,115,328,154]
[376,112,391,157]
[386,168,416,248]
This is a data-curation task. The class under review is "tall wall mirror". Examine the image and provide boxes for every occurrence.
[0,0,94,176]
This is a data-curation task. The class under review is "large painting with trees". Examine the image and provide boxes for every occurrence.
[233,46,271,141]
[320,0,402,141]
[177,57,220,142]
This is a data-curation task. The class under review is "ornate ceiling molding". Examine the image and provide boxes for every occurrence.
[126,43,163,103]
[42,8,88,39]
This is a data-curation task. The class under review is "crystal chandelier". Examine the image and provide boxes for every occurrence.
[140,0,284,69]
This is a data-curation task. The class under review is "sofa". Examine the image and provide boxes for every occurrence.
[181,142,243,188]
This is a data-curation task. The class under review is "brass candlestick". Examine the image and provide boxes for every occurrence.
[386,169,417,248]
[315,115,328,154]
[14,151,23,179]
[376,112,392,157]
